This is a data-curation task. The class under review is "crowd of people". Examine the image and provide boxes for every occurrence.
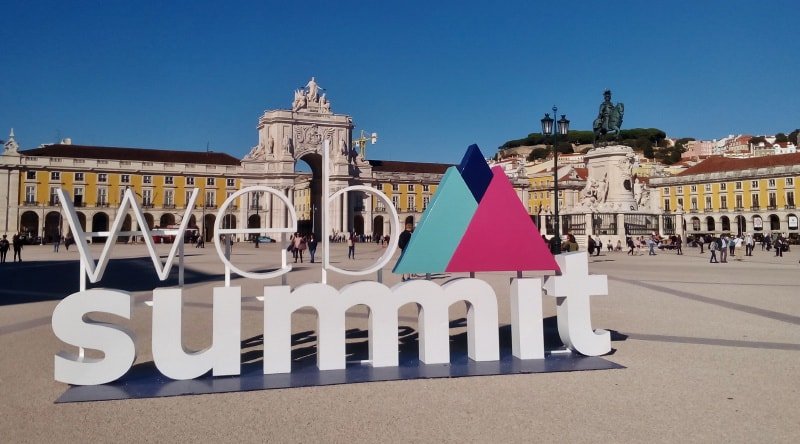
[539,231,795,263]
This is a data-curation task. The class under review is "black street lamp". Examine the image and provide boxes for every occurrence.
[541,107,570,254]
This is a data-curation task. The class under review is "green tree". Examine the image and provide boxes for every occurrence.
[788,129,799,145]
[775,132,788,143]
[526,147,550,161]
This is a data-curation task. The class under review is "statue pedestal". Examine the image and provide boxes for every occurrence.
[568,145,638,214]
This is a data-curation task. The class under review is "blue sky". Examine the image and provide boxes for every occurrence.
[1,1,798,164]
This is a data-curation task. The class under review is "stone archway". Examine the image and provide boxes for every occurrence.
[353,215,364,236]
[296,153,323,238]
[44,211,61,243]
[143,213,155,230]
[720,216,730,232]
[705,216,715,232]
[160,213,175,227]
[203,214,216,242]
[20,211,39,237]
[769,214,780,231]
[373,215,384,238]
[92,212,109,243]
[735,215,746,235]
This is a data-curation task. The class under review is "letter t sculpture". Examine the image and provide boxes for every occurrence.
[543,252,611,356]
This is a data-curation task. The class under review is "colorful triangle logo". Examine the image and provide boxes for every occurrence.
[393,145,560,274]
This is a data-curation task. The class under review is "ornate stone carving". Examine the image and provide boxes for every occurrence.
[294,124,335,151]
[569,145,647,214]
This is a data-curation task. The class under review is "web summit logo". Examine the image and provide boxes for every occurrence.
[51,143,619,402]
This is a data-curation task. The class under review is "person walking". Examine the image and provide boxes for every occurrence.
[728,235,736,257]
[709,237,719,263]
[347,232,356,259]
[676,234,683,255]
[0,235,9,264]
[588,236,596,257]
[697,235,705,253]
[775,236,784,257]
[53,233,61,252]
[627,237,635,255]
[745,233,754,256]
[12,233,23,262]
[720,236,728,263]
[647,236,657,256]
[293,234,306,263]
[398,222,414,281]
[308,234,318,263]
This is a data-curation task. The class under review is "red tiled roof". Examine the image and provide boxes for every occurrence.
[573,168,588,180]
[20,144,242,166]
[368,160,452,174]
[677,153,800,176]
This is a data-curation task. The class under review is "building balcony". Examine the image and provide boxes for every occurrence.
[689,209,698,213]
[720,206,728,211]
[95,202,110,208]
[750,206,760,211]
[48,199,59,206]
[163,204,176,209]
[23,200,38,206]
[785,204,796,210]
[767,205,777,211]
[374,207,386,213]
[142,203,154,209]
[249,205,262,210]
[73,202,86,208]
[734,207,744,212]
[703,208,714,213]
[204,204,217,209]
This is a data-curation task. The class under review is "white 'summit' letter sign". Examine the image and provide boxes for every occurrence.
[52,142,612,387]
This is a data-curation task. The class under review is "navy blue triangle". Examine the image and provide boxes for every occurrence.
[457,144,493,202]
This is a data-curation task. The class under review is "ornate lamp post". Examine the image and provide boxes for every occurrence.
[541,107,570,254]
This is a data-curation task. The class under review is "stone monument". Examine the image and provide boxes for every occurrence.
[240,78,372,239]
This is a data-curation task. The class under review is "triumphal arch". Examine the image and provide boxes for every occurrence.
[239,78,378,238]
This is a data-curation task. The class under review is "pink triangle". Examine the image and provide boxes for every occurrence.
[447,166,561,273]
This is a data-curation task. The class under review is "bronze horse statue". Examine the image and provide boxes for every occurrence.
[593,102,624,146]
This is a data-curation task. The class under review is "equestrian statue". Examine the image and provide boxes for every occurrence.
[593,89,624,147]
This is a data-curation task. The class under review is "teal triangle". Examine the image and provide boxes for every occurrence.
[393,167,478,274]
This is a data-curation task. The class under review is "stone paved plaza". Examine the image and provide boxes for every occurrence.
[0,241,798,442]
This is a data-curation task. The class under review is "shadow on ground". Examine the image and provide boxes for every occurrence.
[0,257,222,306]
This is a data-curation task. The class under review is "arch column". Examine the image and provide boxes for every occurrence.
[364,193,373,236]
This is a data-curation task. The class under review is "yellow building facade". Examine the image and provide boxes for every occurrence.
[651,153,800,241]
